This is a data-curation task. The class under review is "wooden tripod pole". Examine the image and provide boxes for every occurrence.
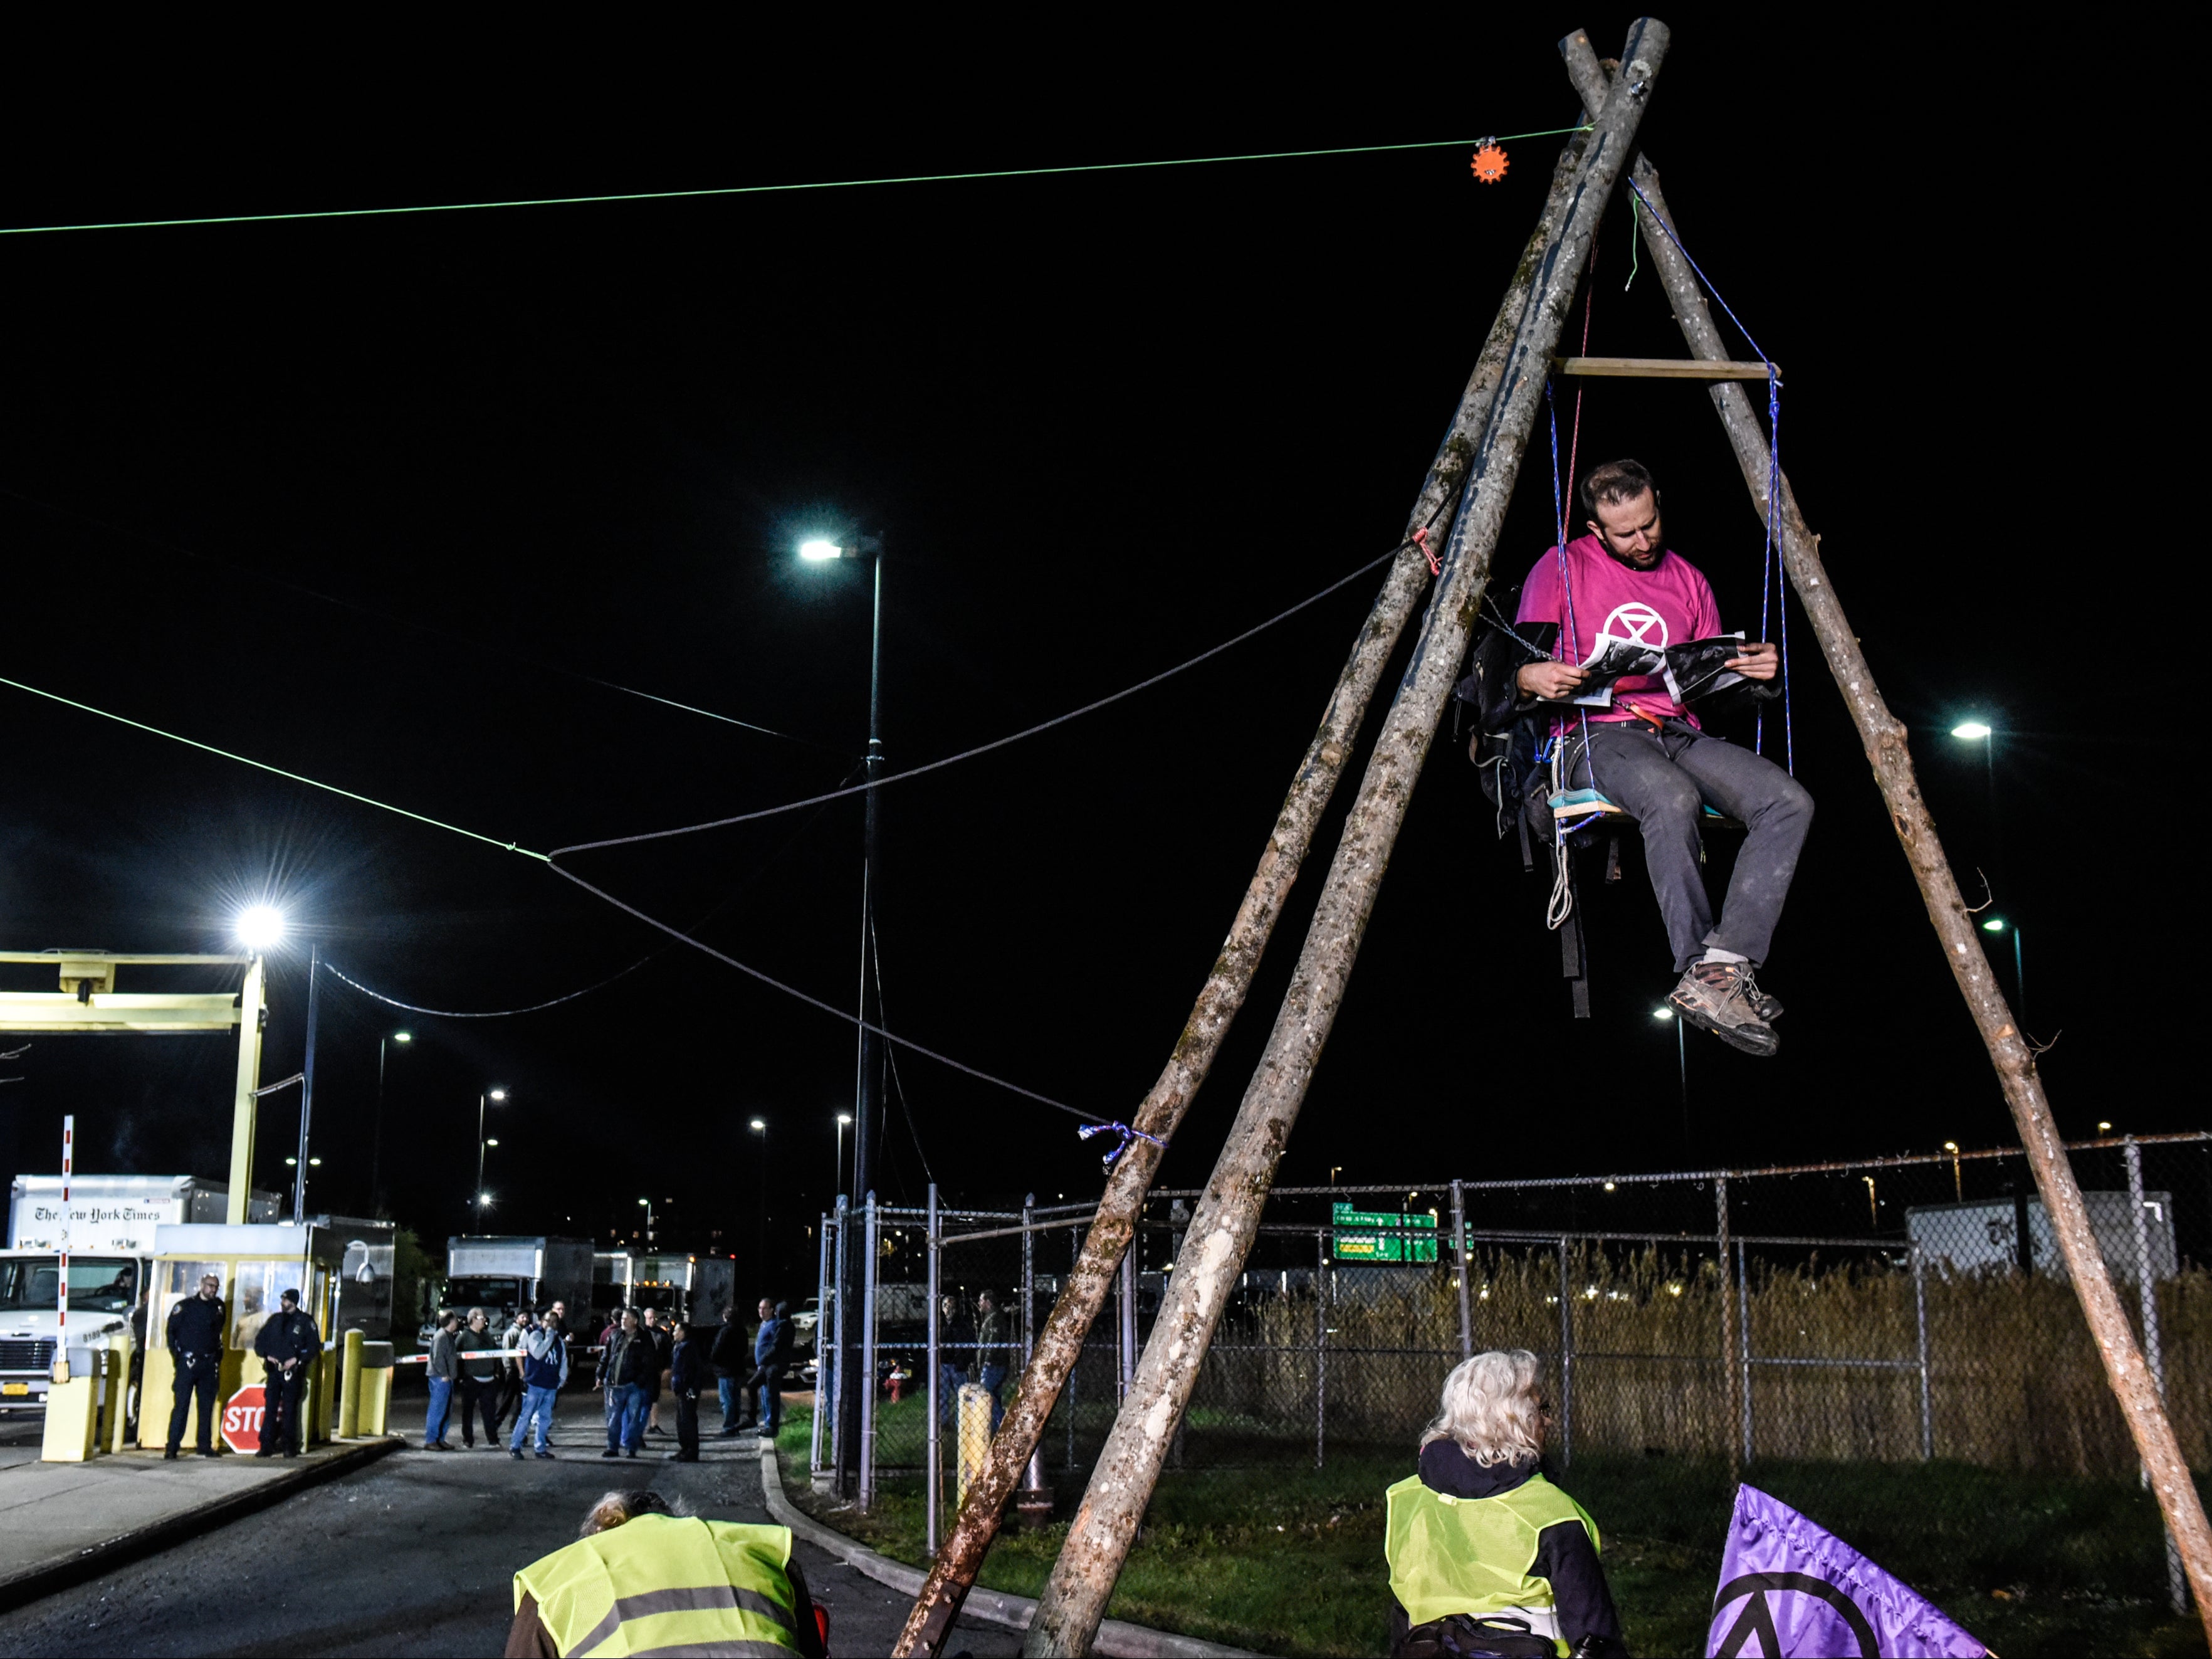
[1558,32,2211,1633]
[891,56,1628,1659]
[1017,23,1670,1656]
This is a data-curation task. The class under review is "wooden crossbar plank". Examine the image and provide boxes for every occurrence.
[1554,354,1774,379]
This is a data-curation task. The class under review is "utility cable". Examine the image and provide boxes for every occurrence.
[4,130,1595,238]
[321,956,654,1019]
[0,485,834,752]
[555,540,1410,858]
[548,860,1107,1126]
[315,767,857,1018]
[0,672,547,861]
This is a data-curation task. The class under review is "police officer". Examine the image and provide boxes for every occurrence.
[253,1287,320,1458]
[165,1272,226,1460]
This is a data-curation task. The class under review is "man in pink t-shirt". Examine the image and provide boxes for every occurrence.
[1511,459,1813,1056]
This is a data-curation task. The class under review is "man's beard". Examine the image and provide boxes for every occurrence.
[1600,540,1662,570]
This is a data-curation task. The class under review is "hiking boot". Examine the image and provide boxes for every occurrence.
[1669,960,1780,1056]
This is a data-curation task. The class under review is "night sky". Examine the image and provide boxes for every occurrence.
[0,16,2178,1295]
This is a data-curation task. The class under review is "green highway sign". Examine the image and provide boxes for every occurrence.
[1332,1203,1439,1263]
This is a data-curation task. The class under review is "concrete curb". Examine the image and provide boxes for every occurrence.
[757,1445,1266,1659]
[0,1436,404,1613]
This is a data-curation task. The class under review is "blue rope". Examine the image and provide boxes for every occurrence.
[1077,1121,1166,1168]
[1544,381,1601,807]
[1625,177,1794,776]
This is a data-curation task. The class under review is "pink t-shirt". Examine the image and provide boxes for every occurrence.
[1514,535,1722,724]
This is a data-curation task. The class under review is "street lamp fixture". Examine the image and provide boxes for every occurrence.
[1652,1006,1674,1019]
[1951,722,1993,741]
[750,1118,767,1133]
[1982,917,2006,933]
[2098,1120,2114,1134]
[235,905,286,951]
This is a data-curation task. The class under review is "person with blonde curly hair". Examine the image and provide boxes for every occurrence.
[1384,1350,1624,1658]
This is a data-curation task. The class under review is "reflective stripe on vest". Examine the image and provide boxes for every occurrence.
[514,1515,802,1657]
[1383,1470,1600,1657]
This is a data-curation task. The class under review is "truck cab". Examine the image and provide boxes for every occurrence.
[0,1255,143,1409]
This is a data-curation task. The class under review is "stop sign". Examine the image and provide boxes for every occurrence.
[221,1384,266,1454]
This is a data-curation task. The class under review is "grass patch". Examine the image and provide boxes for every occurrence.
[774,1405,2208,1657]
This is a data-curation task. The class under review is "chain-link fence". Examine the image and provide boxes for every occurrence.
[812,1132,2209,1609]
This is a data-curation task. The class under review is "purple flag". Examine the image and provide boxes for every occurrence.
[1705,1485,1986,1658]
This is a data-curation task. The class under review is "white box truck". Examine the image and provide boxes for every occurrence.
[631,1253,738,1325]
[1,1174,277,1408]
[426,1236,594,1347]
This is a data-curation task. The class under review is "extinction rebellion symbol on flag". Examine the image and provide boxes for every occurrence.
[1709,1571,1879,1658]
[1704,1487,1986,1659]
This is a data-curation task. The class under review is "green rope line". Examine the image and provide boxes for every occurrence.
[1,129,1593,236]
[0,673,547,861]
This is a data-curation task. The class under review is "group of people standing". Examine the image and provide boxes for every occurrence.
[420,1295,794,1465]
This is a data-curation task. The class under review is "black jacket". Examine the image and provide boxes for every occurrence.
[167,1294,226,1362]
[254,1308,320,1367]
[669,1337,705,1396]
[1389,1442,1624,1658]
[707,1320,747,1377]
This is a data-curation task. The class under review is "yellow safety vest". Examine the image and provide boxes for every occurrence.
[513,1515,804,1657]
[1384,1470,1600,1658]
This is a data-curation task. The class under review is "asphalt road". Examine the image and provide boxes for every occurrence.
[0,1394,1019,1657]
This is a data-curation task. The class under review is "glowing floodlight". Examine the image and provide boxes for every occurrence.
[236,905,286,951]
[1951,722,1993,740]
[799,539,842,562]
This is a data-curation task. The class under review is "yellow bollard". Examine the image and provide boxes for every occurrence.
[139,1345,174,1450]
[357,1341,394,1437]
[955,1382,993,1510]
[107,1330,136,1455]
[41,1352,100,1463]
[339,1330,363,1438]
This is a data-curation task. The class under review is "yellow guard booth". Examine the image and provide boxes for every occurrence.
[140,1223,349,1452]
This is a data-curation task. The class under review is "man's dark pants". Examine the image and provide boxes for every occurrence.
[675,1390,700,1459]
[747,1364,781,1434]
[457,1375,500,1446]
[1570,720,1813,972]
[169,1357,219,1453]
[260,1362,307,1455]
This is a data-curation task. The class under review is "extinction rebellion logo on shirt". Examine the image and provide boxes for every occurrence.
[1596,601,1669,651]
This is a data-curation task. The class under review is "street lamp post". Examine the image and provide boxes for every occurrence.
[476,1088,508,1218]
[802,530,884,1498]
[1983,916,2026,1029]
[750,1117,769,1292]
[1654,1007,1688,1158]
[639,1196,656,1247]
[370,1030,412,1218]
[834,1111,853,1198]
[293,944,322,1221]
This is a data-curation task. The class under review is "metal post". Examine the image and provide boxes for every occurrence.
[1451,1179,1473,1359]
[828,1196,847,1484]
[1066,1228,1078,1472]
[1556,1238,1573,1471]
[226,954,266,1225]
[811,1215,831,1476]
[839,547,886,1499]
[1737,1240,1753,1467]
[927,1184,941,1552]
[1022,1194,1046,1501]
[1314,1229,1328,1470]
[2127,1138,2189,1615]
[1716,1175,1738,1483]
[293,945,320,1221]
[1912,1243,1932,1462]
[1117,1250,1136,1400]
[861,1191,880,1510]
